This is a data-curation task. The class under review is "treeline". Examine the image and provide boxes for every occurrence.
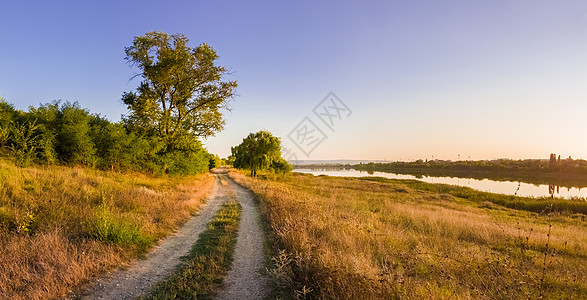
[0,31,237,175]
[0,98,214,175]
[355,157,587,175]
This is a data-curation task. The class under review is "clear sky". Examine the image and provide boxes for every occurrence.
[1,0,586,161]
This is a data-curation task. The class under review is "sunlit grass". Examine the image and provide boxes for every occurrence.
[0,158,214,299]
[230,171,587,299]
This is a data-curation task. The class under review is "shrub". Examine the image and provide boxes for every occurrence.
[270,157,293,174]
[161,135,211,175]
[8,120,39,167]
[56,102,96,165]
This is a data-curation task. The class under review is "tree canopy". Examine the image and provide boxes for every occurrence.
[0,32,234,176]
[122,31,237,144]
[231,130,292,177]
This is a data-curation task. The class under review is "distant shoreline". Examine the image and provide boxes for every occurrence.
[295,162,587,189]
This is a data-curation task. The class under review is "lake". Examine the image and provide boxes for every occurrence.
[293,168,587,199]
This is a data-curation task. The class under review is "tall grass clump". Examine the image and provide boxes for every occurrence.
[230,171,587,299]
[89,202,153,252]
[0,158,214,300]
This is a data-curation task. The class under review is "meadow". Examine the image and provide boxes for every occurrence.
[0,158,214,299]
[230,171,587,299]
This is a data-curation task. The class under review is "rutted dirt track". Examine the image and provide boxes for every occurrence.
[74,169,269,299]
[216,177,270,300]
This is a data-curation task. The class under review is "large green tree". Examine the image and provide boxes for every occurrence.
[122,31,237,145]
[231,130,291,177]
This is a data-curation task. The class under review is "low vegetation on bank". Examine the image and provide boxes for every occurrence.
[352,156,587,189]
[230,171,587,299]
[355,154,587,175]
[360,177,587,215]
[0,159,214,299]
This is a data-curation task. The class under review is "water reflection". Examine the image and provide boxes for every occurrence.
[294,168,586,199]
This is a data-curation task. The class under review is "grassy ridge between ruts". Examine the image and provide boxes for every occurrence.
[143,200,241,299]
[0,159,214,300]
[230,171,586,299]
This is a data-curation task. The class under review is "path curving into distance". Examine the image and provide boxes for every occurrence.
[77,175,227,299]
[215,175,270,300]
[72,168,269,299]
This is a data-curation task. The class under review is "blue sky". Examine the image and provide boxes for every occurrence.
[1,0,586,160]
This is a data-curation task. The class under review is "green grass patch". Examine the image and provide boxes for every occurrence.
[88,203,154,252]
[358,176,587,215]
[143,201,241,300]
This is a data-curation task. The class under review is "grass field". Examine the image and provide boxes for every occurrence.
[0,159,214,299]
[230,171,587,299]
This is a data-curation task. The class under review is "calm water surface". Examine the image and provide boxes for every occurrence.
[294,169,587,199]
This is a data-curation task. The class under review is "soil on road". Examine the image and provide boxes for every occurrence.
[215,176,269,300]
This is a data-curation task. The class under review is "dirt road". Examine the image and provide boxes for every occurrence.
[215,176,269,300]
[75,170,269,299]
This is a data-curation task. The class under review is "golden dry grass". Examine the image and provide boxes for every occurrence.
[0,159,214,299]
[230,171,587,299]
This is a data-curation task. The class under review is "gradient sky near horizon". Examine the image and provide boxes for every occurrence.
[1,0,586,161]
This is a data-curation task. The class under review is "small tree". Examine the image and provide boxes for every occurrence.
[0,125,9,150]
[208,154,222,169]
[0,98,20,150]
[9,120,39,167]
[28,101,97,165]
[231,130,291,177]
[56,102,96,165]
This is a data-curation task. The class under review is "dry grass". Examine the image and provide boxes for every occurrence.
[230,171,587,299]
[0,159,214,299]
